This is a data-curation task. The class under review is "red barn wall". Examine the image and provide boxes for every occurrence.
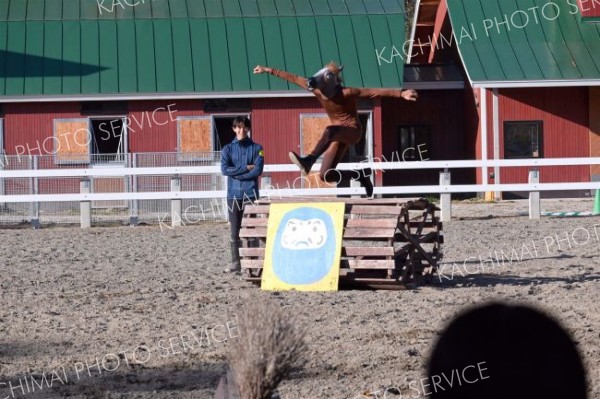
[497,87,590,185]
[380,89,473,188]
[127,100,204,153]
[466,88,482,185]
[250,97,324,188]
[3,102,81,157]
[579,0,600,18]
[2,94,481,194]
[2,101,199,157]
[3,102,86,195]
[589,87,600,177]
[478,88,494,185]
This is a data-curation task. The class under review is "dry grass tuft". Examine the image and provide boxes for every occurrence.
[227,300,307,399]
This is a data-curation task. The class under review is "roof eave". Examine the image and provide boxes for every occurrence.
[472,79,600,89]
[408,81,464,90]
[0,91,314,103]
[0,82,463,103]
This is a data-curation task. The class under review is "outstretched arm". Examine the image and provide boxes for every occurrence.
[347,87,418,101]
[253,65,308,90]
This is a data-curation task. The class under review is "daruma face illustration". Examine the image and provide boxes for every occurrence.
[280,218,327,250]
[272,207,337,285]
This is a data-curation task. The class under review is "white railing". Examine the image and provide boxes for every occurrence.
[1,157,599,226]
[1,158,600,201]
[2,157,600,177]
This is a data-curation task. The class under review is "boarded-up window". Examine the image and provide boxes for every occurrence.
[54,119,91,164]
[299,114,335,188]
[178,117,213,160]
[300,114,330,156]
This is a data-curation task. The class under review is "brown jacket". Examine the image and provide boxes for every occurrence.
[270,68,404,129]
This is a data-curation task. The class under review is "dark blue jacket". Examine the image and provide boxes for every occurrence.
[221,137,264,200]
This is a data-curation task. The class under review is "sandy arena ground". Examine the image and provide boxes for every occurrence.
[0,199,599,399]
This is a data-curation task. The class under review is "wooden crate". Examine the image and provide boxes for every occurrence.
[239,197,443,289]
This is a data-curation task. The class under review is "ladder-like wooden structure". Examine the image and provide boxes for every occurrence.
[239,198,443,289]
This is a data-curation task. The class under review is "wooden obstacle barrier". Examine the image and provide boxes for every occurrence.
[239,197,443,289]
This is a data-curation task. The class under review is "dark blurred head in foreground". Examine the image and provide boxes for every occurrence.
[426,303,587,399]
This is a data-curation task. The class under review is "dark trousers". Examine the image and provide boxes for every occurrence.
[310,125,363,183]
[227,198,254,240]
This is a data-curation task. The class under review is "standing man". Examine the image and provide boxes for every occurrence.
[220,116,264,273]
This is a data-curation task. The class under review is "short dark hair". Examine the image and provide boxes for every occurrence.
[232,116,251,129]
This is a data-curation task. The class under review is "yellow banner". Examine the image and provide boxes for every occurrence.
[261,202,345,291]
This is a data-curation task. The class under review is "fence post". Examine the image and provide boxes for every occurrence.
[171,175,182,227]
[80,178,92,229]
[350,178,362,199]
[260,174,271,193]
[222,174,229,221]
[129,153,139,226]
[439,170,452,222]
[529,169,540,220]
[31,156,41,229]
[0,151,6,210]
[260,173,273,205]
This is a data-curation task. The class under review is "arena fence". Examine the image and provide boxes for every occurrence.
[0,153,227,227]
[0,153,599,228]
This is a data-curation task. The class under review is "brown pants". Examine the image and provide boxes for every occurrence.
[310,125,362,182]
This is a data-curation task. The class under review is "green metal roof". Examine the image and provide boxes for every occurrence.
[0,0,405,20]
[0,0,406,99]
[446,0,600,87]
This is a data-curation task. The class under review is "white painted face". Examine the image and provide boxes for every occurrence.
[280,218,328,250]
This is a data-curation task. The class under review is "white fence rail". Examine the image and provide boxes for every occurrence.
[1,156,599,227]
[1,183,599,204]
[2,157,600,178]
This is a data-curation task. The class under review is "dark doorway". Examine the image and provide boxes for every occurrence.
[341,112,370,162]
[213,115,250,150]
[90,118,125,163]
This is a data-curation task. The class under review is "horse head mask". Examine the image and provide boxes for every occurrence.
[307,62,344,99]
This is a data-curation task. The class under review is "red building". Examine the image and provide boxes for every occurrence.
[411,0,600,198]
[1,0,597,203]
[0,0,470,198]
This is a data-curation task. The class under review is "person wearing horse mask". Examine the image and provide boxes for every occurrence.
[253,62,418,197]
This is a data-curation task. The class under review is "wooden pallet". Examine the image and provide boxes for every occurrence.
[239,197,443,289]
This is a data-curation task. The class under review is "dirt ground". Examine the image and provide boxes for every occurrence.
[0,199,598,399]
